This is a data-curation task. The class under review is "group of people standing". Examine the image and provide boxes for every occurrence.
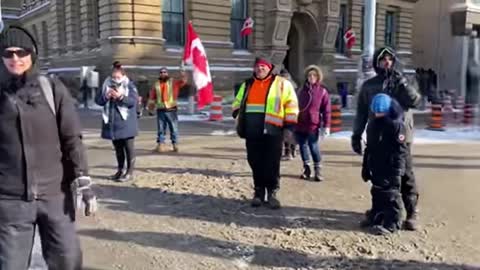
[233,46,421,236]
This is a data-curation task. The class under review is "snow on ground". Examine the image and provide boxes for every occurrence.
[329,127,480,144]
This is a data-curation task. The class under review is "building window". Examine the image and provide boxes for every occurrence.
[231,0,248,50]
[335,4,348,54]
[361,7,364,50]
[385,11,397,48]
[162,0,185,46]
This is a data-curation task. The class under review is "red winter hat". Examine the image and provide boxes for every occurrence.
[254,57,273,70]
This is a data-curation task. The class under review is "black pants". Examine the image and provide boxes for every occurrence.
[0,194,82,270]
[112,138,135,172]
[402,143,419,216]
[370,185,402,230]
[246,135,283,193]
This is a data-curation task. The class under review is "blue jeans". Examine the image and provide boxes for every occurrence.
[157,110,179,144]
[295,132,321,165]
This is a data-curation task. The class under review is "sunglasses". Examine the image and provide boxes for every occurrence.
[2,48,32,58]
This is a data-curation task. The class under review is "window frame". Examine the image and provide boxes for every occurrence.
[335,3,348,54]
[162,0,185,46]
[384,10,397,48]
[230,0,249,50]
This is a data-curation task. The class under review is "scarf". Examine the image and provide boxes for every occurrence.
[101,76,130,124]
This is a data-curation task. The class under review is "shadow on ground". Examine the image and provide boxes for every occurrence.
[96,184,365,232]
[79,229,478,270]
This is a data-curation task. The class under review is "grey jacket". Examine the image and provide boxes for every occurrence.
[353,47,422,143]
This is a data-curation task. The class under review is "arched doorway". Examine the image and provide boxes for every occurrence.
[283,12,320,85]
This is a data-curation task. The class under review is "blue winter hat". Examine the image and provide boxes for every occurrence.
[370,93,392,114]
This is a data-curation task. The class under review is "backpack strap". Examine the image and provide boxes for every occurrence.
[38,75,56,116]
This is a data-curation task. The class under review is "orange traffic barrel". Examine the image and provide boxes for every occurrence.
[209,95,223,121]
[463,104,475,125]
[331,104,342,133]
[427,104,445,131]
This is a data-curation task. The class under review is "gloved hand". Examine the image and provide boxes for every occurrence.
[351,135,363,155]
[320,127,330,139]
[71,176,98,216]
[361,166,371,182]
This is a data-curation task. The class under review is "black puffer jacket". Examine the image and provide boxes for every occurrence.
[364,100,408,187]
[353,47,421,143]
[0,68,87,201]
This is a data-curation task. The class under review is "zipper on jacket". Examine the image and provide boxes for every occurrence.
[13,98,36,201]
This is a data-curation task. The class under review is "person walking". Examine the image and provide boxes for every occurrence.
[0,25,96,270]
[294,65,331,182]
[352,46,422,231]
[147,67,183,153]
[232,57,299,209]
[96,62,139,182]
[279,69,298,161]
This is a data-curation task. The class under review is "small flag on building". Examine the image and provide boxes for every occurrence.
[182,21,214,110]
[241,17,254,36]
[344,28,356,50]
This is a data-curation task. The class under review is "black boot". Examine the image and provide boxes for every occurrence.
[267,189,281,209]
[282,146,292,161]
[313,164,324,182]
[300,164,311,180]
[403,195,419,231]
[110,170,123,181]
[290,145,296,158]
[118,158,135,182]
[251,188,265,207]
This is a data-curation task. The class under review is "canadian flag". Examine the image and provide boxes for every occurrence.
[343,28,356,50]
[241,17,254,36]
[182,21,214,109]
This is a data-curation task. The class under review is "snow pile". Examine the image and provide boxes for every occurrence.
[330,127,480,144]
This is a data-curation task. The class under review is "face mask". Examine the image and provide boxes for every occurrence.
[112,77,124,84]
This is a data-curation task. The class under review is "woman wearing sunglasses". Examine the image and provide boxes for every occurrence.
[0,26,95,270]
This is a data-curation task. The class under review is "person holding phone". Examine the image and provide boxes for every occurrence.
[96,61,139,182]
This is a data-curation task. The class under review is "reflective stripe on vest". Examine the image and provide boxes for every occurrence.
[154,80,177,109]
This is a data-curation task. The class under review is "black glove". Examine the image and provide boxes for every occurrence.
[232,109,239,119]
[71,176,97,216]
[351,135,362,155]
[361,166,371,182]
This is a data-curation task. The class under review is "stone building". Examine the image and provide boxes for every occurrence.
[413,0,480,96]
[2,0,417,94]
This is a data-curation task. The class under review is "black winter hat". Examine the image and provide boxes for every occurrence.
[0,25,38,62]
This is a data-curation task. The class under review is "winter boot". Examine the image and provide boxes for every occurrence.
[172,144,179,153]
[313,164,324,182]
[290,145,296,158]
[371,225,395,236]
[300,164,311,180]
[282,146,292,161]
[118,159,135,182]
[403,195,419,231]
[154,143,167,153]
[403,211,419,231]
[251,188,265,207]
[267,190,281,210]
[110,170,123,181]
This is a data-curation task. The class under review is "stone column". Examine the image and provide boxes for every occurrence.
[48,0,67,55]
[261,0,294,71]
[65,0,82,51]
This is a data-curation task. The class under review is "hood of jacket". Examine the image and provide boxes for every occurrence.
[372,47,403,76]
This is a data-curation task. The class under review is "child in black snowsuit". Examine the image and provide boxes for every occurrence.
[361,93,408,235]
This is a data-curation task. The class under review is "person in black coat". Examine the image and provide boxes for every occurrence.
[361,93,408,235]
[96,62,139,182]
[0,25,96,270]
